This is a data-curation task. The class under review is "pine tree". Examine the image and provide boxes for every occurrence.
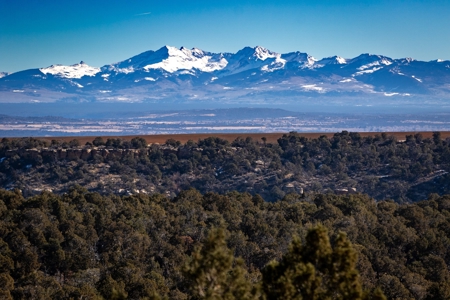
[183,228,258,300]
[262,225,385,300]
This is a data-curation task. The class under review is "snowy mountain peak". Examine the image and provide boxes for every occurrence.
[137,46,227,73]
[282,51,314,61]
[350,53,392,64]
[2,45,450,103]
[189,47,206,58]
[164,45,183,56]
[253,46,278,60]
[237,46,279,61]
[347,54,393,75]
[281,51,317,68]
[40,62,100,79]
[403,57,415,63]
[336,56,347,64]
[178,46,209,59]
[317,56,348,66]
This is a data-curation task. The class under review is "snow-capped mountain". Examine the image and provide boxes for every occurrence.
[103,46,229,74]
[281,51,316,68]
[316,56,347,66]
[0,46,449,103]
[40,61,101,79]
[219,46,285,74]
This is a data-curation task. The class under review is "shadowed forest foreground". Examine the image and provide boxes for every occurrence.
[1,187,449,299]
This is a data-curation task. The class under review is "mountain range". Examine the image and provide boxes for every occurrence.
[1,45,449,103]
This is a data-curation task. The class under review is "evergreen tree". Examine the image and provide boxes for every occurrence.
[262,225,385,300]
[183,228,258,300]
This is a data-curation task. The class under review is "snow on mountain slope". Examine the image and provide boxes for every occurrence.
[347,54,392,77]
[1,45,450,103]
[435,59,448,63]
[316,56,347,66]
[107,45,290,75]
[349,54,392,66]
[281,51,317,68]
[40,61,100,79]
[253,46,278,60]
[144,46,228,73]
[104,46,228,74]
[353,67,384,76]
[221,46,287,74]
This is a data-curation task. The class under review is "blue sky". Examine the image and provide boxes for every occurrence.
[1,0,449,73]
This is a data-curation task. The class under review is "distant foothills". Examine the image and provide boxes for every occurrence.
[0,45,449,103]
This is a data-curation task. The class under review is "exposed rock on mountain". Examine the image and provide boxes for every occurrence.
[1,46,449,103]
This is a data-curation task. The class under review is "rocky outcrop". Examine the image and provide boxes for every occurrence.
[5,147,152,162]
[41,149,58,161]
[81,149,91,160]
[66,149,82,160]
[335,187,357,195]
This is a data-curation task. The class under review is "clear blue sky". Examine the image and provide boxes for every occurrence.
[1,0,449,73]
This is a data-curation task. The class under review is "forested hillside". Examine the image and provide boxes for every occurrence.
[1,132,450,299]
[1,131,450,202]
[1,188,449,299]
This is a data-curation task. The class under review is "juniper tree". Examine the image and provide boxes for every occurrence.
[262,225,386,300]
[183,228,258,300]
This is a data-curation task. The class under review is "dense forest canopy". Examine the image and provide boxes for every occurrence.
[0,188,449,299]
[1,132,450,299]
[1,131,450,202]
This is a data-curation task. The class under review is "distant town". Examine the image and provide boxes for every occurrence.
[1,108,450,137]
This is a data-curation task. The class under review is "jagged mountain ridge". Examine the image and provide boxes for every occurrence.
[1,45,449,103]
